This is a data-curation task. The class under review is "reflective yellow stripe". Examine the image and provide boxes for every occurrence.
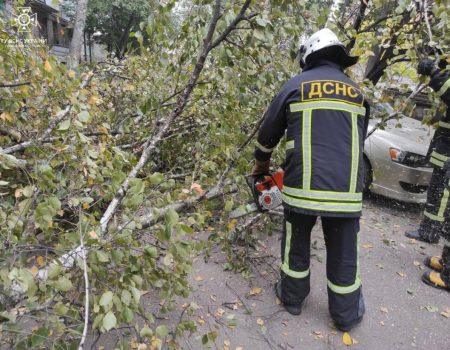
[283,185,362,201]
[281,220,309,278]
[439,121,450,129]
[286,140,295,150]
[290,100,366,115]
[328,232,361,294]
[302,109,312,190]
[282,193,362,212]
[424,210,445,222]
[431,151,449,162]
[438,188,449,217]
[256,141,274,153]
[437,78,450,97]
[284,221,292,266]
[350,113,359,193]
[430,157,444,168]
[281,264,310,279]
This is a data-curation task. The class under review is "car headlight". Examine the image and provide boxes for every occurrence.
[389,148,427,167]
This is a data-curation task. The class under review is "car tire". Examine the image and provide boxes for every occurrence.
[363,157,372,193]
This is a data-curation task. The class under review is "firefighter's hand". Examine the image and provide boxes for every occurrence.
[251,159,270,176]
[417,59,435,76]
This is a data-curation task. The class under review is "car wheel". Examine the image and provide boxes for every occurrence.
[363,157,372,193]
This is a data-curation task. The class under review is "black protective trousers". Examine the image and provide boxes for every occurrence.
[418,166,449,242]
[279,209,365,327]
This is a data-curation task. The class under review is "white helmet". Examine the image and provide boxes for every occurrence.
[299,28,358,68]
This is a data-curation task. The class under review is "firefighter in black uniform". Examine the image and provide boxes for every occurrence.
[252,28,370,331]
[405,58,450,291]
[406,59,450,245]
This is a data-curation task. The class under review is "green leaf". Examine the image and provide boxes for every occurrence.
[0,181,9,186]
[224,199,234,212]
[155,325,168,338]
[149,172,164,185]
[165,208,179,227]
[99,291,114,307]
[58,119,71,131]
[102,311,117,331]
[0,311,17,322]
[22,185,34,197]
[77,111,91,123]
[121,289,132,306]
[31,326,49,348]
[130,287,145,304]
[55,276,73,292]
[54,303,69,316]
[144,246,158,258]
[140,325,153,338]
[180,224,194,234]
[122,307,134,323]
[96,250,109,263]
[47,264,61,279]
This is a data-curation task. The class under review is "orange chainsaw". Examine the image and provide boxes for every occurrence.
[230,170,284,218]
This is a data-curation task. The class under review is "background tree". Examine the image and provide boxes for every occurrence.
[69,0,89,67]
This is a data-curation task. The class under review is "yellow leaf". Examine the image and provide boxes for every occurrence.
[82,202,90,209]
[88,95,99,105]
[67,70,76,79]
[361,243,373,249]
[194,276,203,281]
[36,256,45,267]
[0,112,13,122]
[15,188,23,198]
[249,287,262,296]
[215,308,225,318]
[30,265,39,277]
[256,318,264,326]
[397,271,406,277]
[227,219,238,230]
[88,230,98,239]
[44,60,52,72]
[342,332,353,346]
[98,126,109,134]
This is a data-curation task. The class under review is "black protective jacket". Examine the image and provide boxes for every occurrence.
[255,60,370,218]
[427,68,450,168]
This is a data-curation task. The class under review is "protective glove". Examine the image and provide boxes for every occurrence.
[251,159,270,176]
[417,59,435,76]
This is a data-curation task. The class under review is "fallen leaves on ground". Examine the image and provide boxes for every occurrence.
[380,306,389,314]
[343,332,353,346]
[249,287,262,296]
[425,305,439,313]
[215,308,225,318]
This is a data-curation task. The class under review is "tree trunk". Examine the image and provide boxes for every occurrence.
[69,0,88,68]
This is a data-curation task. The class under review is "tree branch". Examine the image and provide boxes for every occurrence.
[99,0,229,233]
[3,72,94,154]
[0,81,30,88]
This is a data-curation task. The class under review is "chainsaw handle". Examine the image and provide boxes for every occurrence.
[245,173,274,213]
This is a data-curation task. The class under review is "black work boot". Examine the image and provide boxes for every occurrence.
[274,280,303,316]
[405,230,439,244]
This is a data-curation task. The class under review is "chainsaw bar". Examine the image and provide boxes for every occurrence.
[229,203,258,218]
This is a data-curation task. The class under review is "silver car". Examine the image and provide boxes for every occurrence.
[364,105,435,203]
